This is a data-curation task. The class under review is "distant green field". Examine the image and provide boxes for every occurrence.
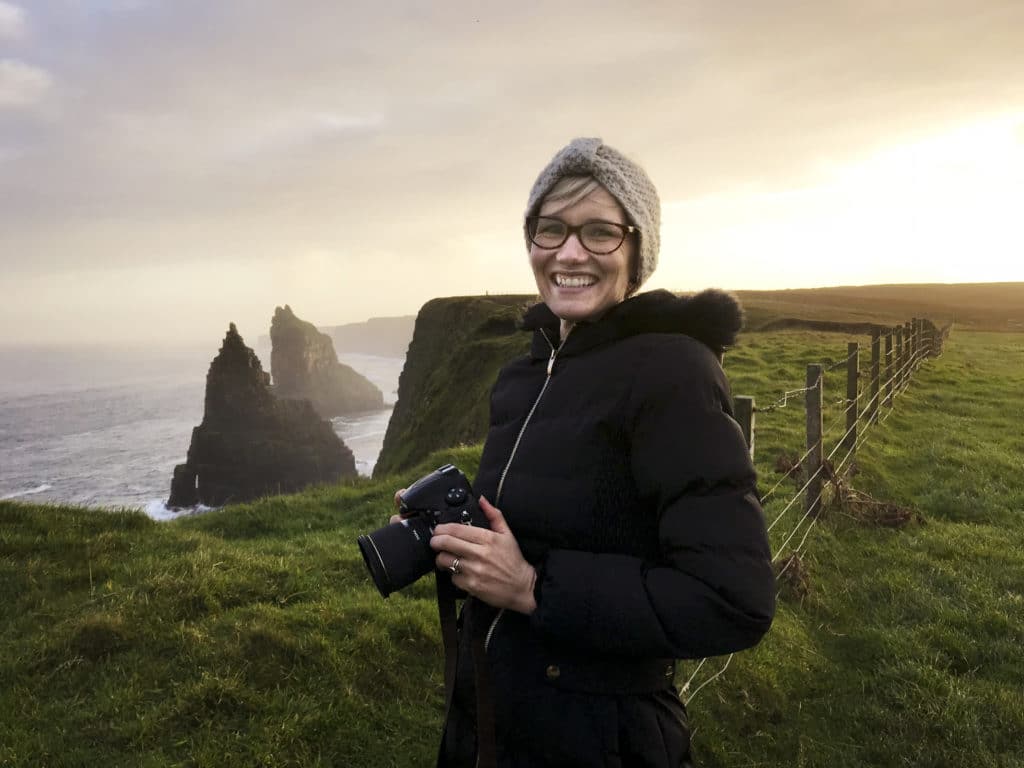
[2,328,1021,767]
[732,282,1024,332]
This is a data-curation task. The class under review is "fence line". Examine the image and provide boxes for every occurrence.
[681,317,950,706]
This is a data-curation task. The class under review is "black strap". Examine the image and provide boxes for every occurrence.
[470,614,497,768]
[435,570,460,733]
[435,576,497,768]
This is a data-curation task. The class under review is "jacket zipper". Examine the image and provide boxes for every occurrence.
[485,328,567,653]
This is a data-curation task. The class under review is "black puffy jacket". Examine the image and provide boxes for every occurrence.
[440,289,775,768]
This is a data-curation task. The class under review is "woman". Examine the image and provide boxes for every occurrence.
[410,137,775,766]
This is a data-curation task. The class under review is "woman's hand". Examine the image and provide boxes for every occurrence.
[389,488,406,525]
[430,496,537,615]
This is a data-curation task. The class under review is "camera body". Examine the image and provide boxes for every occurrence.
[357,464,488,597]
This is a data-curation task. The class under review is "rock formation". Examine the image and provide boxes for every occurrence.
[167,323,357,509]
[270,305,384,417]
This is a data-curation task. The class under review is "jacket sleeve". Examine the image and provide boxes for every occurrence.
[529,341,776,659]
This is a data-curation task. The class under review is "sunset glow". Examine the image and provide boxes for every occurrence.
[654,114,1024,292]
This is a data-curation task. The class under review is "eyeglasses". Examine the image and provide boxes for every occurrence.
[525,216,637,255]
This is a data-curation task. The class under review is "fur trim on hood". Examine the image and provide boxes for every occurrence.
[522,288,745,358]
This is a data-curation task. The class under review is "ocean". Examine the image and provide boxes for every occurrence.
[0,343,405,521]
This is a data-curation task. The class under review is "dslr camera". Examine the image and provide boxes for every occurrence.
[357,464,488,597]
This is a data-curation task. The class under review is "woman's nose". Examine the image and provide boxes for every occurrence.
[556,233,588,262]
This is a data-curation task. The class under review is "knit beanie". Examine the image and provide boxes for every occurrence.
[524,137,661,288]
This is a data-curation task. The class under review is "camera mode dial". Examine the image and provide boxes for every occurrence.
[445,487,468,506]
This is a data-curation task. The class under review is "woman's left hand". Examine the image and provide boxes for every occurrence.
[430,496,537,615]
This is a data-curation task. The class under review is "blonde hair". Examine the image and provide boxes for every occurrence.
[539,176,602,215]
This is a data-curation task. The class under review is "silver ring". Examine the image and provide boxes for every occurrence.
[449,557,462,575]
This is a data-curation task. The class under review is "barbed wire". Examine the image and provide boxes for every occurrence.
[765,462,825,533]
[683,653,733,705]
[760,441,819,504]
[684,326,940,707]
[754,377,822,414]
[820,347,859,372]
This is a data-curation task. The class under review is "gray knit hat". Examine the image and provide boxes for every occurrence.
[524,137,661,289]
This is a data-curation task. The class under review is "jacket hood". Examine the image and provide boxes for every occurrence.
[521,289,744,359]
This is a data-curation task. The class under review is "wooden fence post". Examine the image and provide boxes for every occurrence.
[904,321,913,385]
[843,342,859,458]
[869,329,881,423]
[733,396,755,459]
[895,326,904,392]
[910,318,919,373]
[884,330,893,408]
[806,364,823,518]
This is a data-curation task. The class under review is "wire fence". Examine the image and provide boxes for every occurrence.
[680,317,951,706]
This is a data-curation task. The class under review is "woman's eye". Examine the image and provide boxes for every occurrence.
[585,223,619,240]
[536,220,565,236]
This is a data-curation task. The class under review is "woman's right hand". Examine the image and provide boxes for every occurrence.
[389,488,406,525]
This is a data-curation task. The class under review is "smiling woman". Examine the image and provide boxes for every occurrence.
[414,138,775,768]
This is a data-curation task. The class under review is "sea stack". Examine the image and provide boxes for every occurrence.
[167,323,357,509]
[270,305,385,417]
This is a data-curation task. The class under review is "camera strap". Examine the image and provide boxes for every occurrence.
[435,573,497,768]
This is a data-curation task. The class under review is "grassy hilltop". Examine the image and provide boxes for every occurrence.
[734,281,1024,332]
[2,286,1023,767]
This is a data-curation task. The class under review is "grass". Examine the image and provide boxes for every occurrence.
[2,330,1022,767]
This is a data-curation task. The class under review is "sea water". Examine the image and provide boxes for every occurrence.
[0,344,404,521]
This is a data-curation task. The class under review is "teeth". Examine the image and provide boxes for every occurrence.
[556,274,595,288]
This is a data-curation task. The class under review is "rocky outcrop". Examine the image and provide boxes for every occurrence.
[373,295,535,478]
[270,305,384,417]
[167,324,357,508]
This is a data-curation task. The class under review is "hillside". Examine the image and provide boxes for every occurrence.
[372,295,534,477]
[1,330,1020,767]
[374,283,1005,477]
[734,282,1023,332]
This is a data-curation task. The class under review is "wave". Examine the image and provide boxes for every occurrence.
[144,498,217,522]
[0,483,53,500]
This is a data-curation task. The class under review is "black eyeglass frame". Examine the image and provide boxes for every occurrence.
[525,216,638,255]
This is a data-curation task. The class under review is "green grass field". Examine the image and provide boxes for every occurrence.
[2,328,1021,767]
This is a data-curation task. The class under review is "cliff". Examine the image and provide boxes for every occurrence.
[324,316,415,357]
[270,305,384,417]
[167,324,357,508]
[257,315,415,357]
[372,295,535,478]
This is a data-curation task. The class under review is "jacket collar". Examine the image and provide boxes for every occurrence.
[521,289,744,360]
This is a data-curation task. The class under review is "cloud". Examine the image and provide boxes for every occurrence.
[1,0,1024,343]
[228,111,387,159]
[0,1,25,40]
[0,59,52,107]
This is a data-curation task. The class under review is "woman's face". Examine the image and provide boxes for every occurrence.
[529,185,634,326]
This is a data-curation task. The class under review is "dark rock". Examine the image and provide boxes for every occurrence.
[168,323,357,509]
[270,305,384,417]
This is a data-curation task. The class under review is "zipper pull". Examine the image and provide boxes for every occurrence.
[547,348,556,376]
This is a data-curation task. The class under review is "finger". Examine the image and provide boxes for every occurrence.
[393,488,406,510]
[435,553,464,572]
[389,514,402,525]
[429,534,485,558]
[433,522,491,545]
[479,496,511,534]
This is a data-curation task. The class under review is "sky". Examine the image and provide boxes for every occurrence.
[1,0,1022,346]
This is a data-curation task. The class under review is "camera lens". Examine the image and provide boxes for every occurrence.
[357,516,435,597]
